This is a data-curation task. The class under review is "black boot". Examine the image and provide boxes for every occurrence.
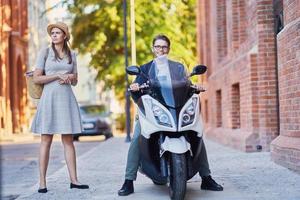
[118,179,134,196]
[201,175,223,191]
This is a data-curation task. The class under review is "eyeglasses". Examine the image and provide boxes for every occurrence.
[153,45,169,51]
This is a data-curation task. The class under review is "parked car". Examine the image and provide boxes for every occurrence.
[73,104,113,141]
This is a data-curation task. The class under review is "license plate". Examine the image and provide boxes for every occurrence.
[83,123,94,129]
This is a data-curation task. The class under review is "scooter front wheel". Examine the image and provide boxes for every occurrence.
[169,153,187,200]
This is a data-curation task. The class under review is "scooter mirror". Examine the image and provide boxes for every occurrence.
[126,66,140,75]
[190,65,207,77]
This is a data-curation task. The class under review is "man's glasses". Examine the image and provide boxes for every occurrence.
[153,45,169,51]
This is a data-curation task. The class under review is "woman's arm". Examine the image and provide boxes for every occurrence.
[33,69,68,84]
[69,51,78,86]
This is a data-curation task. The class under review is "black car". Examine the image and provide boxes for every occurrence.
[73,104,113,141]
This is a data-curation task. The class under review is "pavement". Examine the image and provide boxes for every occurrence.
[14,137,300,200]
[0,133,41,145]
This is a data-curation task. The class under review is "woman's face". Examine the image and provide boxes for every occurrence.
[50,27,66,45]
[152,39,170,57]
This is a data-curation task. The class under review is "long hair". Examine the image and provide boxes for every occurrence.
[51,30,72,64]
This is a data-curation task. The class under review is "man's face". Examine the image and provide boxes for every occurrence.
[152,39,170,57]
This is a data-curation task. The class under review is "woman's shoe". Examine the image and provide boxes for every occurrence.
[70,183,89,189]
[38,188,48,193]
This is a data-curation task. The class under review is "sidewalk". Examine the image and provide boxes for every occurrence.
[0,133,64,145]
[16,137,300,200]
[0,133,39,145]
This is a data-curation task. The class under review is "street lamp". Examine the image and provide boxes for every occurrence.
[123,0,131,142]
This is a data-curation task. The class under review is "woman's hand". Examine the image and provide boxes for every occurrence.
[58,74,77,85]
[129,83,140,91]
[58,74,71,84]
[68,74,76,82]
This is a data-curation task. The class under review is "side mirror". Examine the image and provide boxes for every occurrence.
[126,65,140,75]
[190,65,207,77]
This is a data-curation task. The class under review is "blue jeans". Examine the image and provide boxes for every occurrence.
[125,119,211,180]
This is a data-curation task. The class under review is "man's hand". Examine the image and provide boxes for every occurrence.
[129,83,140,91]
[196,84,206,92]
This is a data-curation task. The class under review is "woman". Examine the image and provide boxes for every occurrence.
[118,34,223,196]
[31,22,89,193]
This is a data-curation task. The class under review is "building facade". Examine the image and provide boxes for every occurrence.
[0,0,29,135]
[28,0,49,69]
[197,0,299,171]
[270,0,300,172]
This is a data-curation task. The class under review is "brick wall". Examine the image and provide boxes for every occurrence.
[270,0,300,172]
[0,0,29,135]
[197,0,279,152]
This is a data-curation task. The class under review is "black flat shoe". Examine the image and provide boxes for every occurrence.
[38,188,48,193]
[118,179,134,196]
[201,175,223,191]
[70,183,89,189]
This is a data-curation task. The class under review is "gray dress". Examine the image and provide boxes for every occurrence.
[31,47,82,134]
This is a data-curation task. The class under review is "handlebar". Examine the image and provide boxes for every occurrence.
[190,84,206,93]
[127,83,206,93]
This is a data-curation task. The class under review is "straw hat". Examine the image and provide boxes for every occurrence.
[47,22,70,41]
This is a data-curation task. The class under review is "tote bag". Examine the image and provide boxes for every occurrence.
[25,48,49,99]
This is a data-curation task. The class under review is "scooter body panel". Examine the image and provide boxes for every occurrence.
[138,94,205,181]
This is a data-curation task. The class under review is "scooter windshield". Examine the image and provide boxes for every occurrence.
[148,56,191,108]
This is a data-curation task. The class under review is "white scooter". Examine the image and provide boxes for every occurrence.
[126,62,207,200]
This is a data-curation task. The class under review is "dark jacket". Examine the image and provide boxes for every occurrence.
[131,59,186,103]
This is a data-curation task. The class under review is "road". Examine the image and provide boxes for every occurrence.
[14,137,300,200]
[0,136,103,200]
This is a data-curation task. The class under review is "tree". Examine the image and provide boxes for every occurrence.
[68,0,197,99]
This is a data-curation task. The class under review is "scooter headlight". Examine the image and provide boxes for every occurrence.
[181,97,197,127]
[152,105,163,116]
[158,114,169,124]
[151,103,172,127]
[186,104,195,115]
[182,113,191,124]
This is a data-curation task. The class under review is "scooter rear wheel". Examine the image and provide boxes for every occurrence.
[169,153,187,200]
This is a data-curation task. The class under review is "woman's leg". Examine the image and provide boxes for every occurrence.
[39,134,53,188]
[61,134,79,184]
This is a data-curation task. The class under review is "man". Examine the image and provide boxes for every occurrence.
[118,34,223,196]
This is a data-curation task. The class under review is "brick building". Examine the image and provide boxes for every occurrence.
[197,0,299,171]
[0,0,29,135]
[270,0,300,172]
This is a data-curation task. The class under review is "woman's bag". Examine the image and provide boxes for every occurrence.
[25,71,43,99]
[25,47,49,99]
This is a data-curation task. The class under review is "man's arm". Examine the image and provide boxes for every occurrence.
[130,63,150,103]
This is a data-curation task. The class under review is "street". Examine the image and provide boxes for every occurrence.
[6,137,300,200]
[0,136,102,200]
[1,2,300,200]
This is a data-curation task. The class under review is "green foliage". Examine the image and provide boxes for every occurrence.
[68,0,197,99]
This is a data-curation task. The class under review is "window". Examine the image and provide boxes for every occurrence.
[273,0,284,34]
[217,0,228,60]
[232,0,247,49]
[231,83,240,129]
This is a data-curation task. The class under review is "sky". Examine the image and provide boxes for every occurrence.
[46,0,71,22]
